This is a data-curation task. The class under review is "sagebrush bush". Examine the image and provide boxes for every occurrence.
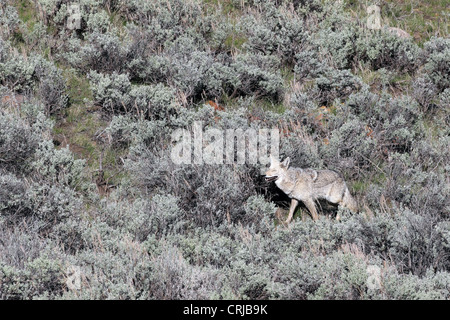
[32,55,69,115]
[439,88,450,109]
[412,75,439,112]
[0,3,19,40]
[32,140,85,187]
[0,253,66,299]
[314,24,359,70]
[0,48,68,115]
[294,48,329,80]
[231,53,284,101]
[0,54,35,92]
[165,36,216,101]
[313,68,363,105]
[68,31,129,73]
[89,70,178,118]
[241,1,307,63]
[86,10,111,33]
[0,172,31,219]
[127,147,257,229]
[356,28,421,72]
[122,0,203,41]
[422,37,450,93]
[0,112,40,172]
[320,116,377,174]
[148,245,224,299]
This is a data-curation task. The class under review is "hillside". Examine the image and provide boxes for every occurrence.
[0,0,449,299]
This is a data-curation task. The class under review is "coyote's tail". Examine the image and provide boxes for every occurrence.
[342,187,358,212]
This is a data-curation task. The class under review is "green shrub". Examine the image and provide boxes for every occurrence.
[32,55,69,115]
[422,37,450,92]
[241,1,307,63]
[0,54,35,92]
[32,140,85,187]
[0,173,31,219]
[89,71,178,118]
[231,53,284,101]
[0,113,40,172]
[0,3,20,40]
[356,29,421,72]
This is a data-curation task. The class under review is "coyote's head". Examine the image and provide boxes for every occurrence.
[265,156,290,182]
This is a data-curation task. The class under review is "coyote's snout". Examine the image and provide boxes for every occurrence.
[265,156,358,223]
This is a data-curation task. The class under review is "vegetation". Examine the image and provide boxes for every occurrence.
[0,0,449,299]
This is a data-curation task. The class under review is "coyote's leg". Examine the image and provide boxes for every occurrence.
[303,198,319,220]
[342,188,358,212]
[336,188,358,221]
[286,199,298,224]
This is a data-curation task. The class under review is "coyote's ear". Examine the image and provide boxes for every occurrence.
[281,157,290,169]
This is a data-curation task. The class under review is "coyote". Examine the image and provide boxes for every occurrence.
[265,156,358,223]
